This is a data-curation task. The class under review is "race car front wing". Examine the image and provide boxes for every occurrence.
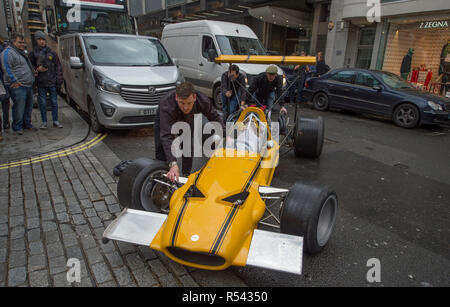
[103,208,303,275]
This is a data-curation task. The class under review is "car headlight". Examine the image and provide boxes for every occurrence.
[176,73,185,86]
[427,101,443,111]
[93,69,121,94]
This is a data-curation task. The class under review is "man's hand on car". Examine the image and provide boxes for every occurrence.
[167,163,180,182]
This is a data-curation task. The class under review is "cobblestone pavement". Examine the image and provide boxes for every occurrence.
[0,147,242,287]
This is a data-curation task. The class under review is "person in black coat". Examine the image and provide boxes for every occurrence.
[315,51,330,77]
[400,48,414,80]
[0,41,11,132]
[28,31,64,129]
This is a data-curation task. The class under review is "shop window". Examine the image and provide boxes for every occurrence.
[330,71,356,84]
[355,72,380,88]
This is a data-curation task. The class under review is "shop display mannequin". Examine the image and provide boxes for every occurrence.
[400,48,414,80]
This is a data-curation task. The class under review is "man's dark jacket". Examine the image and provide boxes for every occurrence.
[315,60,330,77]
[247,72,283,106]
[221,71,247,102]
[29,46,63,88]
[158,90,224,163]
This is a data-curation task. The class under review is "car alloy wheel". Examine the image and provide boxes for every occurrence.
[394,104,419,128]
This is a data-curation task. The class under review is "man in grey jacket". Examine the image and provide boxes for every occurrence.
[1,33,35,134]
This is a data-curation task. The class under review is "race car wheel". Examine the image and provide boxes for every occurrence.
[294,116,324,158]
[280,183,338,254]
[117,158,172,213]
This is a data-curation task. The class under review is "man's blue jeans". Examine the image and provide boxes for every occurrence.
[9,86,33,131]
[221,93,240,117]
[38,87,58,123]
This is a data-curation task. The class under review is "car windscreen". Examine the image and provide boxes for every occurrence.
[373,71,415,89]
[216,35,267,56]
[83,37,173,66]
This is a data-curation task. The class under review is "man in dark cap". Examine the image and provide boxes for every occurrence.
[246,65,287,114]
[29,30,63,129]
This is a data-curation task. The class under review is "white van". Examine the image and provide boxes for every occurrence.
[59,33,183,132]
[161,20,284,109]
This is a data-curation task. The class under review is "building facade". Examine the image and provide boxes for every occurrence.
[326,0,450,79]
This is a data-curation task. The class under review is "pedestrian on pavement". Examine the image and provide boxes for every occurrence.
[315,51,330,77]
[246,65,287,115]
[154,82,225,181]
[1,33,35,135]
[221,64,246,121]
[0,40,11,141]
[29,31,63,129]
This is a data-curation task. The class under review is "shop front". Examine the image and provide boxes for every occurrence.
[381,15,450,97]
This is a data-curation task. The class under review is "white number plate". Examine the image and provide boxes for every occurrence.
[139,108,156,116]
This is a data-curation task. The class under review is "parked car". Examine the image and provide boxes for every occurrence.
[59,33,184,132]
[161,20,285,109]
[302,68,450,128]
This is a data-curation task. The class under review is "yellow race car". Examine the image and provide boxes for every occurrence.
[103,107,338,275]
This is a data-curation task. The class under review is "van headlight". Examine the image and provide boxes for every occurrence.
[282,73,286,87]
[427,101,443,111]
[93,69,121,94]
[176,73,185,86]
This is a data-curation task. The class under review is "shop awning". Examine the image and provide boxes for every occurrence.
[248,6,312,29]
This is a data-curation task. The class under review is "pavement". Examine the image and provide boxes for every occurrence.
[0,96,247,287]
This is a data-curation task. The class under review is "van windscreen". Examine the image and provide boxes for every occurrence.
[216,35,267,56]
[83,37,173,66]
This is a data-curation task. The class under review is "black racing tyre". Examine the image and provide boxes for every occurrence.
[117,158,171,213]
[294,116,324,158]
[313,92,329,111]
[213,86,223,110]
[280,182,338,254]
[89,102,104,133]
[393,103,420,128]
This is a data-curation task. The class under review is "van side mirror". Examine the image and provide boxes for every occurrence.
[207,49,218,62]
[70,57,83,69]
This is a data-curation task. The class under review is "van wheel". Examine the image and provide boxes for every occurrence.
[213,86,223,110]
[89,102,104,133]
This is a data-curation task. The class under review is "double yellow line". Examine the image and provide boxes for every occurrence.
[0,133,108,170]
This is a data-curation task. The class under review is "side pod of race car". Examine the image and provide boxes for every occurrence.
[103,107,338,275]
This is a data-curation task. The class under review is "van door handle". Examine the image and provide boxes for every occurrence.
[199,63,204,66]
